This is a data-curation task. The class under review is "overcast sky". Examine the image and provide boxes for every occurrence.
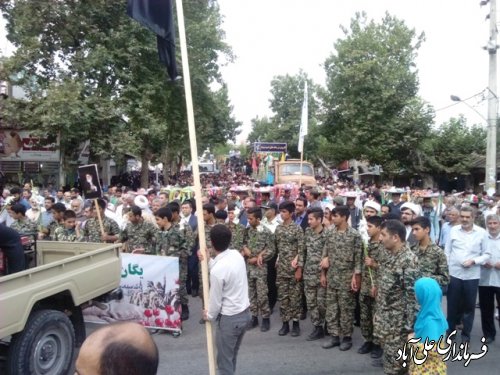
[1,1,495,143]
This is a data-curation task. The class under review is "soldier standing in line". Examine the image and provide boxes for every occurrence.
[197,203,216,324]
[120,206,157,254]
[54,210,83,242]
[242,207,275,332]
[410,216,450,288]
[295,207,327,341]
[155,207,190,322]
[9,203,38,234]
[373,219,420,374]
[275,201,304,337]
[82,199,120,243]
[320,205,363,351]
[358,216,385,360]
[227,203,245,251]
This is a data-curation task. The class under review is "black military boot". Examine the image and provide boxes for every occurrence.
[321,335,340,349]
[370,344,383,359]
[278,321,290,336]
[290,321,300,337]
[248,316,258,329]
[339,336,353,351]
[260,318,270,332]
[181,304,189,321]
[357,341,373,354]
[306,325,324,341]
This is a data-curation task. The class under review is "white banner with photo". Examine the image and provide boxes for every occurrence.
[83,254,181,332]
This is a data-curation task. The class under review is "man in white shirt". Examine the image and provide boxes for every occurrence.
[438,206,460,248]
[202,224,251,375]
[445,206,490,342]
[479,214,500,344]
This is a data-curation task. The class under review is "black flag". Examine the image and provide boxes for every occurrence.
[127,0,178,80]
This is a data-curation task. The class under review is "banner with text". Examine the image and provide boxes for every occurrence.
[83,254,181,332]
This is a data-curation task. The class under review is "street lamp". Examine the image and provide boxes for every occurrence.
[450,95,488,121]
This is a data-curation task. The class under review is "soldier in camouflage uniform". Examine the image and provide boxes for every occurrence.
[321,205,363,351]
[9,203,38,235]
[120,206,158,254]
[359,216,385,357]
[43,203,66,240]
[82,199,120,243]
[373,219,420,375]
[410,216,450,288]
[54,210,83,242]
[298,207,327,341]
[227,203,245,251]
[155,206,190,321]
[275,201,304,337]
[242,207,275,332]
[197,203,216,324]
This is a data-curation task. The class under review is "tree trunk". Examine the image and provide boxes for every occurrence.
[140,150,150,188]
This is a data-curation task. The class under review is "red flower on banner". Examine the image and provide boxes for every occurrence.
[153,308,160,317]
[144,309,153,318]
[174,319,181,327]
[165,319,174,328]
[155,318,164,327]
[143,321,151,327]
[165,305,174,315]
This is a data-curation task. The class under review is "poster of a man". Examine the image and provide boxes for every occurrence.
[78,164,103,199]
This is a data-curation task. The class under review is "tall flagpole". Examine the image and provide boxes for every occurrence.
[298,81,308,187]
[175,1,216,374]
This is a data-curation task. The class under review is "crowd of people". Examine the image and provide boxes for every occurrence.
[1,176,499,374]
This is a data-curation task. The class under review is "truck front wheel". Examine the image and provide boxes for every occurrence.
[7,309,75,375]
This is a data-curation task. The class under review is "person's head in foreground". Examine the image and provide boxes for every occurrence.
[210,224,232,253]
[413,277,448,343]
[75,322,158,375]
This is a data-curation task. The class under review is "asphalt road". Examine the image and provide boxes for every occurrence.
[84,295,499,375]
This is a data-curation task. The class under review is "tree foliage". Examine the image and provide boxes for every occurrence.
[0,0,240,186]
[322,12,434,174]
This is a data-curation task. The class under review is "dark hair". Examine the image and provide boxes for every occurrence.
[295,197,307,207]
[92,198,106,210]
[63,210,77,220]
[11,203,26,215]
[156,207,172,222]
[332,205,350,220]
[381,219,406,242]
[215,209,228,221]
[247,206,262,220]
[45,196,55,203]
[311,191,320,200]
[10,187,22,195]
[308,207,324,220]
[52,203,67,213]
[210,224,232,252]
[167,201,180,214]
[70,188,80,194]
[181,200,193,209]
[100,341,158,375]
[410,216,431,230]
[227,203,237,212]
[381,204,391,212]
[279,201,295,214]
[203,203,216,215]
[366,215,383,227]
[130,206,142,217]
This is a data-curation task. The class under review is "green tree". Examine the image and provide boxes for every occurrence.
[0,0,240,187]
[248,71,323,159]
[322,12,434,174]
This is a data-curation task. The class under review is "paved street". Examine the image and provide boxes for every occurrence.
[86,295,499,375]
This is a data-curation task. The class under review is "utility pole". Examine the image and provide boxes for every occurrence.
[484,0,498,195]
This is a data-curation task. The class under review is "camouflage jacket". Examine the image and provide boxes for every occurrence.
[322,226,363,289]
[10,219,38,235]
[178,221,195,255]
[228,221,245,251]
[54,227,83,242]
[375,245,420,335]
[202,223,215,256]
[243,224,275,276]
[302,226,328,284]
[275,221,304,278]
[83,216,121,243]
[120,220,158,254]
[360,240,386,296]
[411,242,450,287]
[46,221,64,241]
[156,224,188,258]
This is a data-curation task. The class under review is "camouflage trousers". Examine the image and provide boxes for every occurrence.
[325,287,355,337]
[360,293,379,344]
[304,280,326,327]
[248,271,270,318]
[381,334,409,375]
[179,256,188,306]
[277,276,302,322]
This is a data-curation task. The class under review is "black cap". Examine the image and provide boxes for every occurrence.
[261,202,278,211]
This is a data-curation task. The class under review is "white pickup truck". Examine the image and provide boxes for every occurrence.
[0,241,121,375]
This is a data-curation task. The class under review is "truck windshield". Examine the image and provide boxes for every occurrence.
[281,164,313,176]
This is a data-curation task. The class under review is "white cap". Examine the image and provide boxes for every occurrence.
[401,202,421,216]
[364,200,381,213]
